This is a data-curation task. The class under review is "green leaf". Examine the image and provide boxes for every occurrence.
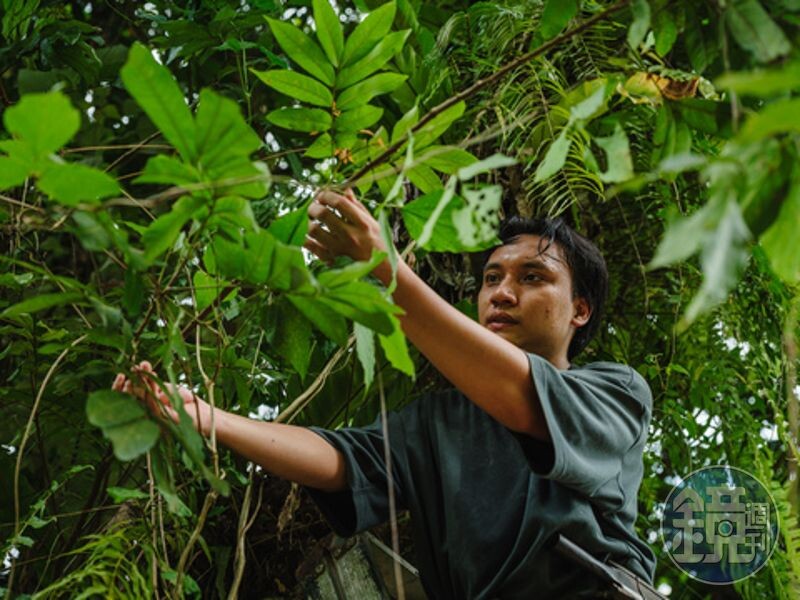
[737,98,800,143]
[90,408,160,462]
[336,73,407,111]
[107,486,150,503]
[287,295,348,345]
[304,133,334,158]
[335,105,383,133]
[121,43,196,161]
[456,152,514,180]
[336,30,409,89]
[342,2,397,66]
[266,17,335,85]
[452,185,502,251]
[649,202,716,270]
[726,0,791,63]
[195,89,262,170]
[268,204,310,246]
[716,61,800,97]
[87,390,148,428]
[318,251,387,288]
[193,270,230,312]
[627,0,651,49]
[266,107,332,133]
[354,322,376,389]
[569,82,607,122]
[3,92,79,157]
[135,155,199,186]
[683,200,751,326]
[71,211,112,251]
[253,69,333,108]
[654,7,678,56]
[534,129,572,183]
[761,175,800,283]
[378,316,414,377]
[414,101,466,149]
[540,0,579,40]
[208,196,258,236]
[313,0,344,66]
[142,196,207,264]
[391,105,419,144]
[0,156,29,189]
[275,300,312,379]
[37,163,120,205]
[406,164,442,193]
[1,291,84,318]
[593,124,633,183]
[402,186,491,252]
[320,281,397,335]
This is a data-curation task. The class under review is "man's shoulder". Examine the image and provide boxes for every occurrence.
[569,360,652,409]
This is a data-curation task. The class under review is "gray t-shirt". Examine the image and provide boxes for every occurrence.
[307,354,656,599]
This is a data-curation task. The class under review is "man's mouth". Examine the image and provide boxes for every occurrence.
[486,313,518,331]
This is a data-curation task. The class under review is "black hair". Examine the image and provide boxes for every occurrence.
[481,216,608,361]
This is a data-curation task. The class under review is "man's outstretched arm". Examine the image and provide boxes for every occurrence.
[306,190,549,441]
[113,365,348,492]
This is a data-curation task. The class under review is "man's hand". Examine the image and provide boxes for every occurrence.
[112,361,212,436]
[305,188,390,281]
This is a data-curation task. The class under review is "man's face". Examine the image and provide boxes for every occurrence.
[477,234,590,365]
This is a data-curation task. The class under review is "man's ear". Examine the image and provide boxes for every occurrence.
[571,297,591,328]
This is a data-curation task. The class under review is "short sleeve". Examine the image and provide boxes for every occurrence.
[515,354,651,498]
[304,414,408,537]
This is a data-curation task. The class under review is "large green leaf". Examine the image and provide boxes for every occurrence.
[540,0,579,40]
[121,43,196,162]
[195,89,262,169]
[737,98,800,143]
[319,281,397,335]
[287,295,348,345]
[726,0,790,63]
[627,0,651,49]
[336,73,407,111]
[253,69,333,107]
[142,195,207,263]
[275,299,312,379]
[313,0,344,66]
[354,322,376,389]
[0,155,29,189]
[534,129,571,183]
[414,102,466,150]
[37,163,120,205]
[267,204,310,246]
[378,316,414,377]
[716,61,800,97]
[593,124,634,183]
[86,390,160,462]
[3,92,79,158]
[335,105,383,133]
[341,2,397,66]
[318,252,386,288]
[761,174,800,283]
[135,155,200,186]
[683,199,751,326]
[336,30,409,89]
[452,185,502,251]
[266,17,335,85]
[1,291,84,318]
[403,187,491,252]
[267,107,332,133]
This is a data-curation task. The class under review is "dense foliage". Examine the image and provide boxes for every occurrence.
[1,0,799,597]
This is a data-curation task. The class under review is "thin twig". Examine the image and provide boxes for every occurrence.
[174,489,218,596]
[9,334,87,596]
[378,370,405,600]
[345,0,630,186]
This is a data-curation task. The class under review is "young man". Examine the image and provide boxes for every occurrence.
[116,190,656,598]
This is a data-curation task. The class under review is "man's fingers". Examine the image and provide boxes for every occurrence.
[112,373,126,391]
[304,236,334,265]
[314,190,366,226]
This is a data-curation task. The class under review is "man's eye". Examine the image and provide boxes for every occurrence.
[523,273,541,282]
[484,273,499,284]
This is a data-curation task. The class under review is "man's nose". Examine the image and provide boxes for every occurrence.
[490,278,517,305]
